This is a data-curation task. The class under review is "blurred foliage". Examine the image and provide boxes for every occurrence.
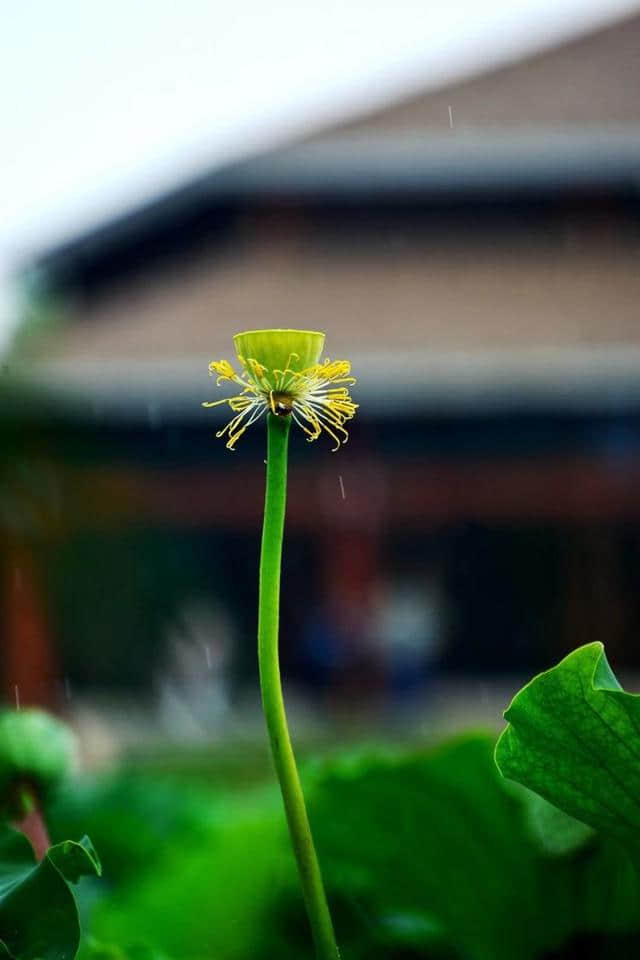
[0,710,77,812]
[307,736,639,959]
[0,828,100,960]
[50,773,293,960]
[44,733,640,960]
[496,642,640,850]
[83,941,170,960]
[8,281,68,360]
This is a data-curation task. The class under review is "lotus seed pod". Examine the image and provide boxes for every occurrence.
[233,329,325,382]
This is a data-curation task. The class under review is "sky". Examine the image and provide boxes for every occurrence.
[2,0,639,349]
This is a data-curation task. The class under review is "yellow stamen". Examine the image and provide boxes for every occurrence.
[203,342,357,450]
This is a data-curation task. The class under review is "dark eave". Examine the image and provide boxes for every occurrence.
[26,130,640,294]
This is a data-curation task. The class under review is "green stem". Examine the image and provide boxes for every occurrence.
[258,413,340,960]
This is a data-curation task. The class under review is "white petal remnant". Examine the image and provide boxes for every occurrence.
[203,329,357,451]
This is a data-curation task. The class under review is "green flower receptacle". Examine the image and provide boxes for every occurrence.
[233,328,325,377]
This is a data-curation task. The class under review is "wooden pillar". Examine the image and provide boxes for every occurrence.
[315,460,387,704]
[561,524,626,664]
[2,542,58,708]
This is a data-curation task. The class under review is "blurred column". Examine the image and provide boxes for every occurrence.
[316,460,387,705]
[2,542,58,708]
[561,524,626,662]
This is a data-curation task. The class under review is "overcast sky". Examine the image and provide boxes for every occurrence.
[2,0,639,348]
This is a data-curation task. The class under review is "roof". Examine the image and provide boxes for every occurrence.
[29,10,640,294]
[14,10,640,417]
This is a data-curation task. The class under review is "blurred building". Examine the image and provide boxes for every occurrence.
[4,11,640,709]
